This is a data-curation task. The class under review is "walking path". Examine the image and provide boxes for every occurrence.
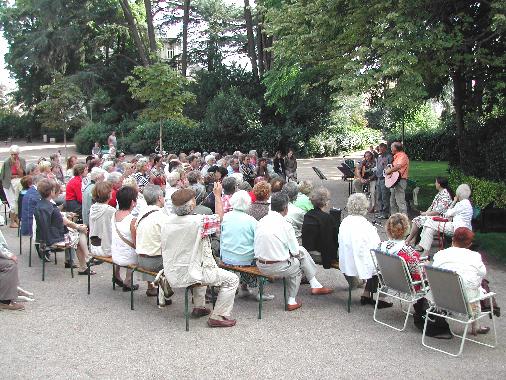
[1,143,505,379]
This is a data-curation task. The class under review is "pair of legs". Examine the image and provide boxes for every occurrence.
[376,178,390,217]
[3,180,21,228]
[417,220,454,253]
[390,179,408,215]
[192,268,239,325]
[0,256,24,310]
[405,216,425,246]
[257,248,332,308]
[137,255,173,298]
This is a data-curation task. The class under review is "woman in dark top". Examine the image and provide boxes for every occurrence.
[301,187,338,269]
[273,151,286,179]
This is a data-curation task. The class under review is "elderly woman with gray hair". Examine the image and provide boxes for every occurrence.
[338,193,392,308]
[1,145,26,228]
[301,187,338,268]
[283,182,306,243]
[220,190,274,301]
[415,183,474,254]
[294,180,314,212]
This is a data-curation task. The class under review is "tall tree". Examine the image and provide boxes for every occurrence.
[144,0,157,53]
[118,0,149,66]
[181,0,191,76]
[243,0,259,80]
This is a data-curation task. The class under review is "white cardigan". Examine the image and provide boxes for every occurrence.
[338,215,380,279]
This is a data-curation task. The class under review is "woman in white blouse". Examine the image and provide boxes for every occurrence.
[432,227,489,335]
[338,193,392,308]
[416,184,473,254]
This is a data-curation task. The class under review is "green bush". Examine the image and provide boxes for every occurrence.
[449,167,506,209]
[389,128,456,161]
[74,122,115,154]
[0,112,36,139]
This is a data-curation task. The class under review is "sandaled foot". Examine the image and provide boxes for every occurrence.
[191,307,211,318]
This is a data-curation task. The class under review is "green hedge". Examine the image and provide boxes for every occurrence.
[449,167,506,209]
[386,128,456,161]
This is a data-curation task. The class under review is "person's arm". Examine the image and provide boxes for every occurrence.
[213,182,224,220]
[130,218,137,246]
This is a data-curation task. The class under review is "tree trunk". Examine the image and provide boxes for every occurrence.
[256,12,265,77]
[119,0,149,66]
[182,0,191,77]
[244,0,259,80]
[144,0,157,53]
[452,69,466,168]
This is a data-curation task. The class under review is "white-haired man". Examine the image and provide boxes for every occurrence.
[161,183,239,328]
[416,184,474,254]
[82,167,107,226]
[136,184,174,301]
[0,145,26,228]
[255,192,333,312]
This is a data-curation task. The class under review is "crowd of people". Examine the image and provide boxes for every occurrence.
[0,141,496,335]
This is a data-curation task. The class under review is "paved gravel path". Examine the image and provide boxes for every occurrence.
[1,143,505,379]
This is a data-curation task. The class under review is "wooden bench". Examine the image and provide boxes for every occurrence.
[218,262,287,319]
[87,256,202,331]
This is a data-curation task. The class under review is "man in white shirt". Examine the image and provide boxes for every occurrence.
[136,184,173,302]
[254,192,333,311]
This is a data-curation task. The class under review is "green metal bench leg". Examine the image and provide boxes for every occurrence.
[347,285,351,313]
[130,269,135,310]
[69,249,74,278]
[185,287,190,332]
[28,237,32,267]
[258,278,264,319]
[19,232,22,255]
[211,286,216,308]
[283,278,288,311]
[42,250,45,281]
[87,259,91,294]
[112,264,116,290]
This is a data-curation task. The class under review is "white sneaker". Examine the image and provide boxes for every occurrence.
[17,287,34,297]
[16,296,35,302]
[256,293,275,301]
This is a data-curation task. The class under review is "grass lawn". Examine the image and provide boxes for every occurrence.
[409,161,449,211]
[410,160,506,263]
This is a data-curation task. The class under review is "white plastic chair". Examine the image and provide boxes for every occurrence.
[371,249,428,331]
[422,265,497,357]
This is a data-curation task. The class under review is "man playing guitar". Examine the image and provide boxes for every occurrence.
[384,141,410,216]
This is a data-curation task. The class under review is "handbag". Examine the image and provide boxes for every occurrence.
[114,218,135,249]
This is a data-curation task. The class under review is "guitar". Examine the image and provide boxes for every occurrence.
[384,164,400,188]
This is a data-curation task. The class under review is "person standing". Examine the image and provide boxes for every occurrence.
[375,143,393,219]
[108,131,117,149]
[385,141,409,216]
[0,145,26,228]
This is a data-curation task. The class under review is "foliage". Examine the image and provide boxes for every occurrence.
[449,167,506,209]
[37,74,88,133]
[123,63,195,123]
[0,112,36,139]
[203,87,261,150]
[73,122,114,154]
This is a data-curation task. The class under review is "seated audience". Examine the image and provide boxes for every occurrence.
[254,192,333,312]
[378,214,422,287]
[82,167,106,226]
[107,171,123,208]
[220,190,274,301]
[405,177,453,246]
[0,230,33,310]
[201,154,216,175]
[240,154,256,186]
[338,193,392,308]
[294,180,314,212]
[161,184,240,327]
[122,176,146,217]
[65,163,88,216]
[133,160,151,192]
[248,181,271,221]
[135,184,174,301]
[283,182,306,243]
[432,227,489,335]
[270,177,286,193]
[21,175,42,238]
[221,176,237,214]
[255,158,270,180]
[301,187,338,267]
[227,157,240,176]
[416,184,473,254]
[35,179,93,275]
[111,186,139,291]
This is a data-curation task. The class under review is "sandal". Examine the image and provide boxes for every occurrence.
[78,268,96,275]
[113,277,124,288]
[122,284,139,292]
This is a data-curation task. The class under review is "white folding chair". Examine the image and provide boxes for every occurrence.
[422,265,497,357]
[371,249,428,331]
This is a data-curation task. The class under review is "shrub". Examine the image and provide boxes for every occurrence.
[0,112,36,139]
[449,167,506,209]
[387,128,456,161]
[74,122,115,154]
